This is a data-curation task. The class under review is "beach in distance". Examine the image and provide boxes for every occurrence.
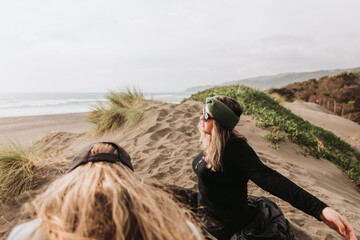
[0,99,360,240]
[0,92,191,118]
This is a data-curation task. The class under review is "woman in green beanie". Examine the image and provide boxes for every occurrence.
[193,95,356,240]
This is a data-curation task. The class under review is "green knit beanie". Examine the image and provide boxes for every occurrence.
[206,96,240,130]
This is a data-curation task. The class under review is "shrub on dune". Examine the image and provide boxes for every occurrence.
[0,142,48,203]
[87,88,145,134]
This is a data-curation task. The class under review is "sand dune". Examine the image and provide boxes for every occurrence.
[283,101,360,152]
[1,100,359,239]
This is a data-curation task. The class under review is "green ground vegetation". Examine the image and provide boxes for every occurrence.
[87,88,145,134]
[266,127,287,150]
[182,85,360,186]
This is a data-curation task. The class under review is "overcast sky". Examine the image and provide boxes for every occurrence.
[0,0,359,93]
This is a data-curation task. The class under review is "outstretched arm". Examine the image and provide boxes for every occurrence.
[320,207,357,240]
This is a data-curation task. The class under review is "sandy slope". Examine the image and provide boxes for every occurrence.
[1,100,359,240]
[282,101,360,152]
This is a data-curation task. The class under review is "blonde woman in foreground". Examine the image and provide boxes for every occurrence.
[7,142,203,240]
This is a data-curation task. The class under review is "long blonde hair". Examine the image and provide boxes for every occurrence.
[200,96,245,172]
[30,143,202,240]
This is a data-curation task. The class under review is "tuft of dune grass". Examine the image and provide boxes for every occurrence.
[87,88,145,134]
[0,141,51,203]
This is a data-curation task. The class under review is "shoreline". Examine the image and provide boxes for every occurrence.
[0,111,91,120]
[0,112,92,145]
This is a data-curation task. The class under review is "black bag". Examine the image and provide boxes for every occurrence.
[230,196,294,240]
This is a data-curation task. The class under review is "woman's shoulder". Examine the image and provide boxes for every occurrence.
[231,130,247,142]
[7,219,45,240]
[230,135,249,148]
[193,151,204,162]
[228,135,258,159]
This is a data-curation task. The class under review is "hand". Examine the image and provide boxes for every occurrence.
[319,207,357,240]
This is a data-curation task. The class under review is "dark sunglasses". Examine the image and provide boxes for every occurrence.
[202,105,214,122]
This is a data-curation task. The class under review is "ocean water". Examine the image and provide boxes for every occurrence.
[0,92,192,118]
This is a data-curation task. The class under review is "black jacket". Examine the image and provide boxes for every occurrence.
[193,137,327,239]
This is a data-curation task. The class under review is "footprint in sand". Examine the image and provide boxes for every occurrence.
[151,154,167,168]
[167,122,176,128]
[176,126,192,133]
[191,116,200,124]
[146,125,160,134]
[153,172,166,180]
[165,111,183,123]
[315,231,337,240]
[173,110,183,115]
[149,128,171,141]
[165,118,174,124]
[290,218,305,227]
[141,148,153,154]
[184,112,192,118]
[157,109,168,122]
[166,133,179,141]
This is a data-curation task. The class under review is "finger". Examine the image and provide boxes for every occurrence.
[323,219,344,237]
[340,218,356,239]
[340,217,353,232]
[335,217,348,237]
[334,227,345,238]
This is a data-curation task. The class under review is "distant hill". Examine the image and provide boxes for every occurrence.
[269,72,360,124]
[184,66,360,92]
[185,85,214,93]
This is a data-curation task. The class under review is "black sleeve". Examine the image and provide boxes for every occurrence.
[236,140,328,220]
